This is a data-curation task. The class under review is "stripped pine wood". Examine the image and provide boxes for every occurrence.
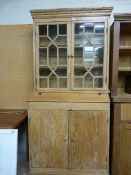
[28,92,110,103]
[29,168,109,175]
[29,109,68,168]
[69,111,108,169]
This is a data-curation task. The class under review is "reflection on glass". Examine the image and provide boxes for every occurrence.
[83,46,94,62]
[75,23,84,34]
[39,78,47,88]
[95,23,104,33]
[84,74,93,88]
[94,78,103,88]
[49,45,57,67]
[59,24,67,35]
[55,66,67,76]
[49,73,57,88]
[39,67,51,76]
[91,67,103,76]
[59,48,67,65]
[39,25,47,35]
[55,36,67,46]
[74,66,87,76]
[91,35,104,45]
[39,37,51,47]
[39,48,47,65]
[74,47,83,65]
[59,78,67,88]
[95,47,104,64]
[74,78,83,88]
[49,25,57,40]
[75,35,87,46]
[85,23,94,33]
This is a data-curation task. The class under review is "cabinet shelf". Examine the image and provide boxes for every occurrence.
[118,67,131,71]
[119,46,131,53]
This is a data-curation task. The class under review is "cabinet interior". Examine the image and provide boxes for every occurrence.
[117,22,131,95]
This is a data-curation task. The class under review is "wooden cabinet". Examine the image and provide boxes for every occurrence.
[28,7,112,175]
[120,122,131,175]
[28,93,110,175]
[30,7,112,92]
[110,14,131,175]
[110,14,131,98]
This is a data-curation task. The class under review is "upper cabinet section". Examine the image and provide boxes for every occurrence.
[110,14,131,100]
[30,7,112,92]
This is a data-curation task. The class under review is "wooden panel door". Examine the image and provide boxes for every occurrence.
[69,110,108,169]
[120,123,131,175]
[29,109,68,168]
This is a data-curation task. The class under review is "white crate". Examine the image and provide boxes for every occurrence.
[0,129,18,175]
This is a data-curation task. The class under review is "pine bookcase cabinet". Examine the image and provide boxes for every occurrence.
[28,7,112,175]
[110,14,131,175]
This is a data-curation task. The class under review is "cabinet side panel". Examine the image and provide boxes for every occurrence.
[69,110,108,170]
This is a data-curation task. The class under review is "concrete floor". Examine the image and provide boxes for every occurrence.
[17,152,29,175]
[17,125,29,175]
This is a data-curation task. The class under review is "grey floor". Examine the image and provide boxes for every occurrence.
[17,126,29,175]
[17,152,29,175]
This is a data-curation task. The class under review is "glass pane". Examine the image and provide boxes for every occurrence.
[49,73,57,88]
[84,74,93,88]
[59,24,67,35]
[74,66,87,76]
[75,23,84,34]
[55,66,67,76]
[39,78,47,88]
[95,23,104,34]
[74,78,83,88]
[49,45,57,67]
[39,37,51,47]
[59,78,67,88]
[83,46,94,62]
[59,48,67,65]
[39,25,47,35]
[91,67,103,76]
[94,78,103,88]
[49,25,57,40]
[39,67,51,76]
[91,35,104,45]
[75,35,87,46]
[95,47,104,64]
[55,36,67,46]
[74,47,83,65]
[39,48,47,65]
[85,23,94,34]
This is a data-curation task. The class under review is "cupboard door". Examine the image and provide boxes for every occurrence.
[69,110,108,169]
[120,123,131,175]
[29,109,68,168]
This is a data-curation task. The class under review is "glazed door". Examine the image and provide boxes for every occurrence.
[36,23,71,90]
[29,109,68,168]
[72,20,108,90]
[69,110,108,169]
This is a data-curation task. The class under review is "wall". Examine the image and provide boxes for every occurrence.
[0,0,131,24]
[0,25,33,109]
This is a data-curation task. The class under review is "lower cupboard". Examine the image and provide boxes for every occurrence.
[28,100,110,175]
